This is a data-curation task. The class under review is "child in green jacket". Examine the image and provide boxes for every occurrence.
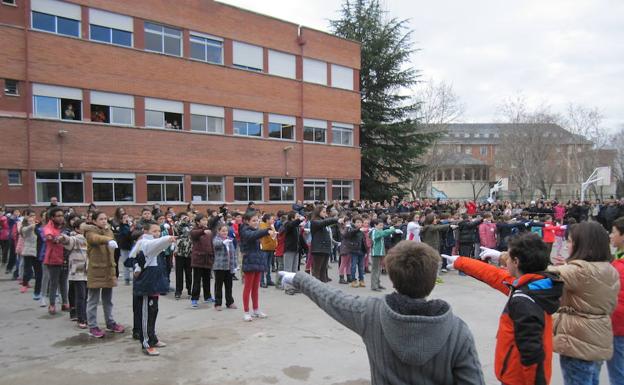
[370,219,400,291]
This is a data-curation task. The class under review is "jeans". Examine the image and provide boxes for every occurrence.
[72,280,87,323]
[350,252,365,281]
[608,336,624,385]
[560,355,602,385]
[260,251,274,285]
[87,287,115,329]
[47,264,68,306]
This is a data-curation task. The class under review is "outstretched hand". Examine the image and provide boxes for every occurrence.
[479,247,502,263]
[278,271,296,287]
[441,254,460,270]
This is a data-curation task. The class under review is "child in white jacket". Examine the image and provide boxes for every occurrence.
[61,219,88,328]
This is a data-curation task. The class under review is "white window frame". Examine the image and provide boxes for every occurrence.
[303,118,327,144]
[4,79,18,96]
[268,114,295,141]
[233,177,264,202]
[35,171,84,204]
[32,84,82,120]
[303,58,327,85]
[269,178,295,202]
[332,180,353,200]
[146,174,184,203]
[145,98,183,129]
[303,179,327,202]
[233,109,263,137]
[144,22,182,57]
[190,33,224,65]
[90,91,135,126]
[268,49,296,79]
[232,41,263,72]
[191,176,224,203]
[2,0,17,6]
[8,170,21,185]
[89,24,133,47]
[92,173,135,203]
[190,103,224,134]
[31,11,81,37]
[331,122,353,146]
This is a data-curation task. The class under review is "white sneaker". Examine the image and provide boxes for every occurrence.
[252,310,267,319]
[243,313,253,322]
[39,297,47,307]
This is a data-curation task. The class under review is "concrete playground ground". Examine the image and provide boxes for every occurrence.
[0,264,610,385]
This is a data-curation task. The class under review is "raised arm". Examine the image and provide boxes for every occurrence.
[454,257,513,295]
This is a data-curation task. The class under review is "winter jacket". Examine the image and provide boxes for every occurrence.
[548,260,620,360]
[553,205,565,222]
[19,223,37,257]
[456,257,562,385]
[466,201,477,215]
[292,272,485,385]
[82,223,117,289]
[130,235,172,296]
[0,215,8,240]
[310,218,339,255]
[478,222,497,249]
[420,224,451,252]
[281,219,302,253]
[175,221,193,258]
[496,222,523,251]
[212,236,237,271]
[190,226,214,269]
[371,227,395,257]
[259,222,277,251]
[64,234,88,281]
[43,221,65,266]
[114,222,133,251]
[341,226,368,255]
[612,256,624,336]
[458,219,482,245]
[239,224,270,272]
[406,221,421,242]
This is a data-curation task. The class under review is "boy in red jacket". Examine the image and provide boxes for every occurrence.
[444,233,563,385]
[608,216,624,384]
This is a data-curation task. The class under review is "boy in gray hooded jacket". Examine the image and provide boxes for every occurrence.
[280,240,484,385]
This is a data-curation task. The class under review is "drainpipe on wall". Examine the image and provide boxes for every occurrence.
[24,0,32,206]
[297,26,306,194]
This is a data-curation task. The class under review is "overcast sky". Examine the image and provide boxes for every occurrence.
[220,0,624,132]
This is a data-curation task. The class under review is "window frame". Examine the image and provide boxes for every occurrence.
[35,171,84,204]
[190,176,224,203]
[4,79,18,96]
[189,34,223,65]
[2,0,17,6]
[92,175,135,203]
[31,11,80,37]
[146,174,184,203]
[233,120,262,137]
[269,178,295,202]
[303,125,326,143]
[332,180,353,201]
[268,122,295,141]
[143,22,182,57]
[233,177,264,202]
[303,179,327,202]
[331,124,353,146]
[190,114,224,134]
[8,170,21,185]
[480,146,488,156]
[91,104,134,126]
[89,23,133,47]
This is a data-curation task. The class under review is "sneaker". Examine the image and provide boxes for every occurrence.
[350,281,359,288]
[359,280,366,288]
[106,323,125,333]
[77,322,88,329]
[226,304,238,309]
[441,268,448,273]
[33,293,41,301]
[132,333,141,340]
[144,347,160,356]
[214,305,223,311]
[203,297,215,304]
[339,276,347,284]
[243,313,253,322]
[19,285,27,293]
[153,341,167,348]
[39,297,47,307]
[48,305,56,315]
[61,304,70,312]
[89,327,105,338]
[379,285,387,290]
[267,281,275,286]
[70,316,78,321]
[174,294,181,300]
[191,300,199,309]
[252,310,267,319]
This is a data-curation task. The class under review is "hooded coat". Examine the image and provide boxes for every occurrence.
[292,272,485,385]
[82,223,117,289]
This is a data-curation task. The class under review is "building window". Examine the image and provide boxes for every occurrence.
[4,79,18,96]
[32,11,80,37]
[92,173,135,202]
[234,177,263,202]
[303,119,326,143]
[191,176,223,202]
[268,114,295,140]
[233,109,262,137]
[190,103,224,134]
[268,50,296,79]
[90,91,134,125]
[444,168,452,181]
[480,146,488,156]
[331,123,353,146]
[145,98,183,129]
[146,175,184,202]
[331,64,354,90]
[2,0,17,5]
[90,24,132,47]
[332,180,352,200]
[33,96,81,120]
[8,170,21,185]
[35,171,83,203]
[232,41,263,72]
[144,22,181,56]
[464,147,471,155]
[269,178,295,202]
[190,33,223,64]
[303,180,326,202]
[303,58,327,85]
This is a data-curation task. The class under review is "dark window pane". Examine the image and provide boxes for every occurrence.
[206,44,222,63]
[32,11,55,32]
[164,35,181,56]
[163,26,181,36]
[93,182,114,202]
[268,123,281,138]
[114,182,134,201]
[283,186,294,201]
[234,185,248,201]
[315,129,325,142]
[269,186,281,201]
[191,114,206,131]
[144,31,162,52]
[191,184,207,201]
[303,187,314,201]
[165,184,181,201]
[61,181,83,203]
[207,185,222,201]
[147,184,162,201]
[37,181,59,203]
[249,185,262,201]
[90,24,110,43]
[37,171,58,179]
[91,104,110,123]
[303,127,314,141]
[282,124,294,139]
[190,41,205,61]
[61,99,81,120]
[247,123,261,137]
[112,29,132,46]
[191,176,206,182]
[164,112,182,129]
[57,17,79,37]
[60,172,82,180]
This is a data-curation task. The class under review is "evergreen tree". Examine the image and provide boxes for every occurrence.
[330,0,437,200]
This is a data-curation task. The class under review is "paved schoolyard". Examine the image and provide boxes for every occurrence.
[0,263,609,385]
